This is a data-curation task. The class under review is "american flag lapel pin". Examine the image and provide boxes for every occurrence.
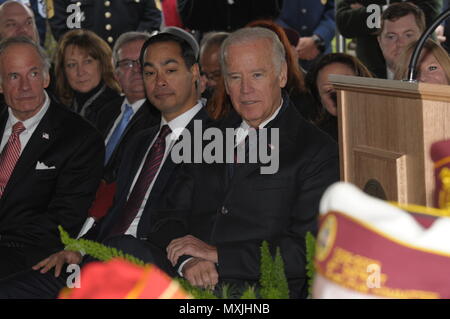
[42,132,49,140]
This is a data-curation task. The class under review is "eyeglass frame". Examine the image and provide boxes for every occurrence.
[115,59,141,69]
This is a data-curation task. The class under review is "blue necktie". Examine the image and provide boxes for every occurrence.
[104,104,134,164]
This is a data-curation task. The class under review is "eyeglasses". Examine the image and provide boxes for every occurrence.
[116,59,141,69]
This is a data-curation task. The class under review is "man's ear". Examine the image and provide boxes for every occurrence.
[279,61,288,89]
[43,71,50,89]
[191,63,200,84]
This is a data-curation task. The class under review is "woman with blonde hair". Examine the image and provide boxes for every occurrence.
[394,39,450,85]
[55,29,121,125]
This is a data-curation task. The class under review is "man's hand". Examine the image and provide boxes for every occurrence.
[167,235,218,266]
[436,25,447,43]
[296,37,321,61]
[32,250,82,277]
[182,258,219,290]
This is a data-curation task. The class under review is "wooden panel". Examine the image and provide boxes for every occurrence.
[353,146,407,203]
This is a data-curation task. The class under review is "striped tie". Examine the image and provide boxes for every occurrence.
[110,125,172,235]
[0,122,25,197]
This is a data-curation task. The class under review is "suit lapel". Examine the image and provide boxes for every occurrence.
[1,103,57,200]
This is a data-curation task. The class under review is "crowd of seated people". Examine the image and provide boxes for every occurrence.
[0,0,448,299]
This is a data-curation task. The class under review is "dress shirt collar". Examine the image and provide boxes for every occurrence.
[6,90,50,132]
[161,101,204,141]
[122,97,145,114]
[236,98,283,145]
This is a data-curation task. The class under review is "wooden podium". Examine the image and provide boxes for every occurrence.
[330,75,450,206]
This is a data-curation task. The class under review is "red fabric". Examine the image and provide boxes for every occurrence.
[162,0,183,28]
[0,122,25,197]
[88,180,117,220]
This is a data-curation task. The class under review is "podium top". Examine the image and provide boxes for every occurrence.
[329,75,450,102]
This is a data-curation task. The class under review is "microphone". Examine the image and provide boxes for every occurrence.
[405,9,450,82]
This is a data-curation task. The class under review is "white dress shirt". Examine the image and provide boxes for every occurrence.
[0,91,50,154]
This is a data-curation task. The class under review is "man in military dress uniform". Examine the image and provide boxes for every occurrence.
[48,0,162,46]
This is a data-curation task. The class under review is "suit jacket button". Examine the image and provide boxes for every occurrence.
[104,1,111,6]
[221,206,228,215]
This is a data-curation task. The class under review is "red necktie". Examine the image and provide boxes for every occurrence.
[110,125,172,236]
[0,122,25,197]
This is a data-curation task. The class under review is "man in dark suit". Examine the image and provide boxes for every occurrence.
[48,0,162,46]
[0,27,209,298]
[0,36,103,279]
[148,27,340,298]
[336,0,442,78]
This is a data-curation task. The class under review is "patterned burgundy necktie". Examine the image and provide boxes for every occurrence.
[110,124,172,235]
[0,122,25,198]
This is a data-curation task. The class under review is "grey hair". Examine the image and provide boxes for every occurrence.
[220,27,286,75]
[0,36,50,82]
[200,31,229,58]
[112,31,151,67]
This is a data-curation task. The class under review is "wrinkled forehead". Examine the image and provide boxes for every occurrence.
[0,42,43,70]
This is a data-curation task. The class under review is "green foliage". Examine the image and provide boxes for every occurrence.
[59,226,290,299]
[59,226,145,267]
[240,286,257,299]
[259,242,289,299]
[305,231,317,296]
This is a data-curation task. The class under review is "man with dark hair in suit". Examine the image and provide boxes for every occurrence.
[0,27,210,299]
[0,36,103,279]
[79,31,161,228]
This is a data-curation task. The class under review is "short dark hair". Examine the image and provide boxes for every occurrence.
[140,33,198,70]
[379,2,426,34]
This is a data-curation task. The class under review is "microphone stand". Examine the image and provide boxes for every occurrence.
[405,9,450,83]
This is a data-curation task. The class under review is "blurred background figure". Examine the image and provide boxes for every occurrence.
[48,0,162,46]
[395,39,450,84]
[199,31,229,99]
[306,53,373,141]
[336,0,442,79]
[0,1,39,43]
[54,29,121,126]
[275,0,336,71]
